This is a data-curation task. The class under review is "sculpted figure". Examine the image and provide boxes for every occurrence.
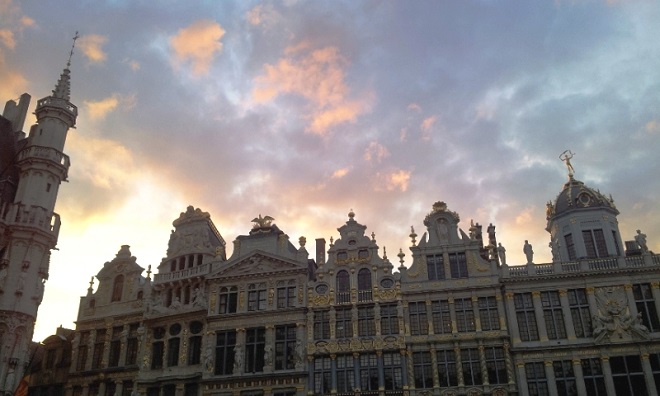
[635,230,648,252]
[523,240,534,264]
[497,243,506,265]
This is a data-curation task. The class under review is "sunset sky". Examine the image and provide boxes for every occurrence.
[1,1,659,341]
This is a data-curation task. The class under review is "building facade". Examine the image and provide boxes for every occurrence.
[32,169,660,396]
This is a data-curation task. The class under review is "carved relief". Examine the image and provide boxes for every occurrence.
[592,286,650,343]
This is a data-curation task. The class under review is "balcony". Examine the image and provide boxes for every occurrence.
[154,262,210,283]
[17,145,70,170]
[0,202,60,239]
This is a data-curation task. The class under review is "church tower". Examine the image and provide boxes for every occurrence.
[0,40,78,395]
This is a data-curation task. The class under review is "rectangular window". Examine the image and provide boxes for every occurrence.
[275,324,296,370]
[248,286,267,311]
[427,254,445,280]
[461,348,482,386]
[541,291,567,339]
[336,355,355,393]
[360,353,379,391]
[514,293,539,341]
[525,362,548,395]
[314,357,332,395]
[380,303,400,335]
[455,298,476,332]
[358,306,376,336]
[633,283,660,332]
[449,252,468,278]
[649,353,660,392]
[188,335,202,365]
[611,355,648,395]
[565,234,576,261]
[436,349,458,387]
[167,338,180,366]
[383,352,403,390]
[413,351,433,389]
[335,307,353,339]
[214,330,236,375]
[277,285,296,308]
[151,341,164,369]
[314,310,330,339]
[479,296,500,331]
[431,300,452,334]
[612,231,621,256]
[219,287,238,314]
[91,331,105,370]
[408,301,429,335]
[583,229,608,258]
[582,358,606,396]
[568,289,592,338]
[76,331,89,371]
[108,340,120,367]
[485,347,507,385]
[125,324,139,366]
[245,327,265,373]
[554,360,576,396]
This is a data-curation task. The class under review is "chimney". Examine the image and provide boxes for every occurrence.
[315,238,326,265]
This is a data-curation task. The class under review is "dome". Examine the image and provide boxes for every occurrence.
[547,177,619,219]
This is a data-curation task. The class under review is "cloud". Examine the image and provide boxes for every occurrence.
[252,44,371,135]
[364,141,390,163]
[377,169,412,192]
[646,120,660,135]
[84,94,136,120]
[421,115,437,131]
[170,20,225,77]
[407,103,422,112]
[0,29,15,49]
[331,168,350,179]
[246,4,280,28]
[0,71,27,100]
[78,34,108,64]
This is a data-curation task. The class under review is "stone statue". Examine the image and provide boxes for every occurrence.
[560,150,575,177]
[523,240,534,264]
[497,243,506,265]
[170,296,182,310]
[233,345,243,373]
[192,288,207,308]
[550,239,560,262]
[294,339,304,369]
[264,343,273,366]
[204,345,214,372]
[635,230,648,253]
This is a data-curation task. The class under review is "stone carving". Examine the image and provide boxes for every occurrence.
[523,240,534,264]
[592,286,650,343]
[550,239,560,262]
[204,344,214,372]
[233,345,243,373]
[497,243,506,265]
[252,214,274,228]
[635,230,648,253]
[191,288,207,308]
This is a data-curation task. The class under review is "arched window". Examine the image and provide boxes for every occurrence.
[336,270,351,304]
[111,275,124,302]
[357,268,373,302]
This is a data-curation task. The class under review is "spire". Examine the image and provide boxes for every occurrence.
[52,32,78,101]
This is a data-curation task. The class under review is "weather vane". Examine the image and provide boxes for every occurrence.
[67,31,80,67]
[559,150,575,179]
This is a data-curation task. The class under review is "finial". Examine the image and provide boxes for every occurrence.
[88,276,94,293]
[67,31,80,68]
[559,150,575,179]
[409,226,417,246]
[397,248,405,265]
[371,231,376,242]
[146,265,152,280]
[348,209,355,220]
[329,236,334,247]
[383,246,388,259]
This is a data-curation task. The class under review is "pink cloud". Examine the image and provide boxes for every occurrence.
[170,20,225,77]
[78,34,108,64]
[364,141,390,163]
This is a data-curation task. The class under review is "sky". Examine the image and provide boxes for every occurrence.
[0,0,659,342]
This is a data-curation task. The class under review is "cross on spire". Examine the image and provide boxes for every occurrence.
[67,31,79,67]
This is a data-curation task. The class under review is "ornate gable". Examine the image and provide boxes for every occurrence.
[210,251,307,280]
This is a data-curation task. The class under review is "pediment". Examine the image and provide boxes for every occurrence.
[210,251,306,279]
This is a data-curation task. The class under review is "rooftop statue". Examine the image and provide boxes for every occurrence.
[252,214,274,228]
[560,150,575,178]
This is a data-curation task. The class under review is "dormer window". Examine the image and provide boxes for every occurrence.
[358,249,369,259]
[111,275,124,302]
[337,251,348,261]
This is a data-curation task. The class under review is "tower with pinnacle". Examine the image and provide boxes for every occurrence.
[0,37,78,395]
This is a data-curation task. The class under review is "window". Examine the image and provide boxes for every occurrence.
[436,349,458,387]
[336,270,350,304]
[314,357,332,395]
[314,310,330,339]
[455,298,475,332]
[413,351,433,389]
[568,289,592,338]
[554,360,577,396]
[108,326,122,367]
[358,306,376,336]
[515,293,539,341]
[583,229,608,258]
[431,300,452,334]
[276,281,296,309]
[612,231,621,256]
[91,329,106,369]
[151,327,165,370]
[485,347,507,385]
[541,291,567,339]
[275,324,296,370]
[214,331,236,375]
[167,337,180,367]
[525,362,548,395]
[184,384,198,396]
[581,358,606,395]
[565,234,576,261]
[111,275,124,302]
[479,296,500,331]
[380,303,400,335]
[125,324,139,366]
[360,353,379,391]
[188,321,203,365]
[649,353,660,392]
[245,327,265,373]
[336,355,355,393]
[633,283,660,332]
[45,349,56,369]
[461,348,482,386]
[449,252,468,278]
[611,355,648,395]
[427,254,445,280]
[335,308,353,339]
[77,332,89,371]
[248,283,267,311]
[219,286,238,314]
[408,301,429,335]
[383,352,403,390]
[357,268,372,302]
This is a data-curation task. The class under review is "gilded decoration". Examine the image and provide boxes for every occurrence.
[312,294,331,307]
[378,287,398,301]
[467,251,489,273]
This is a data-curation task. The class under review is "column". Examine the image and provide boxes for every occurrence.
[296,322,306,371]
[85,331,96,371]
[516,362,529,396]
[98,382,106,396]
[426,299,434,335]
[641,353,659,396]
[119,325,128,365]
[572,358,587,395]
[600,357,616,396]
[624,284,639,317]
[472,295,482,332]
[585,287,598,319]
[455,343,464,387]
[353,352,361,392]
[505,293,520,343]
[558,289,577,340]
[532,291,549,342]
[650,282,660,323]
[175,384,184,396]
[235,328,246,375]
[377,350,385,391]
[430,346,439,389]
[307,356,315,396]
[264,325,275,373]
[543,360,557,396]
[449,297,458,334]
[374,302,382,336]
[496,293,507,331]
[478,343,489,385]
[400,349,409,390]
